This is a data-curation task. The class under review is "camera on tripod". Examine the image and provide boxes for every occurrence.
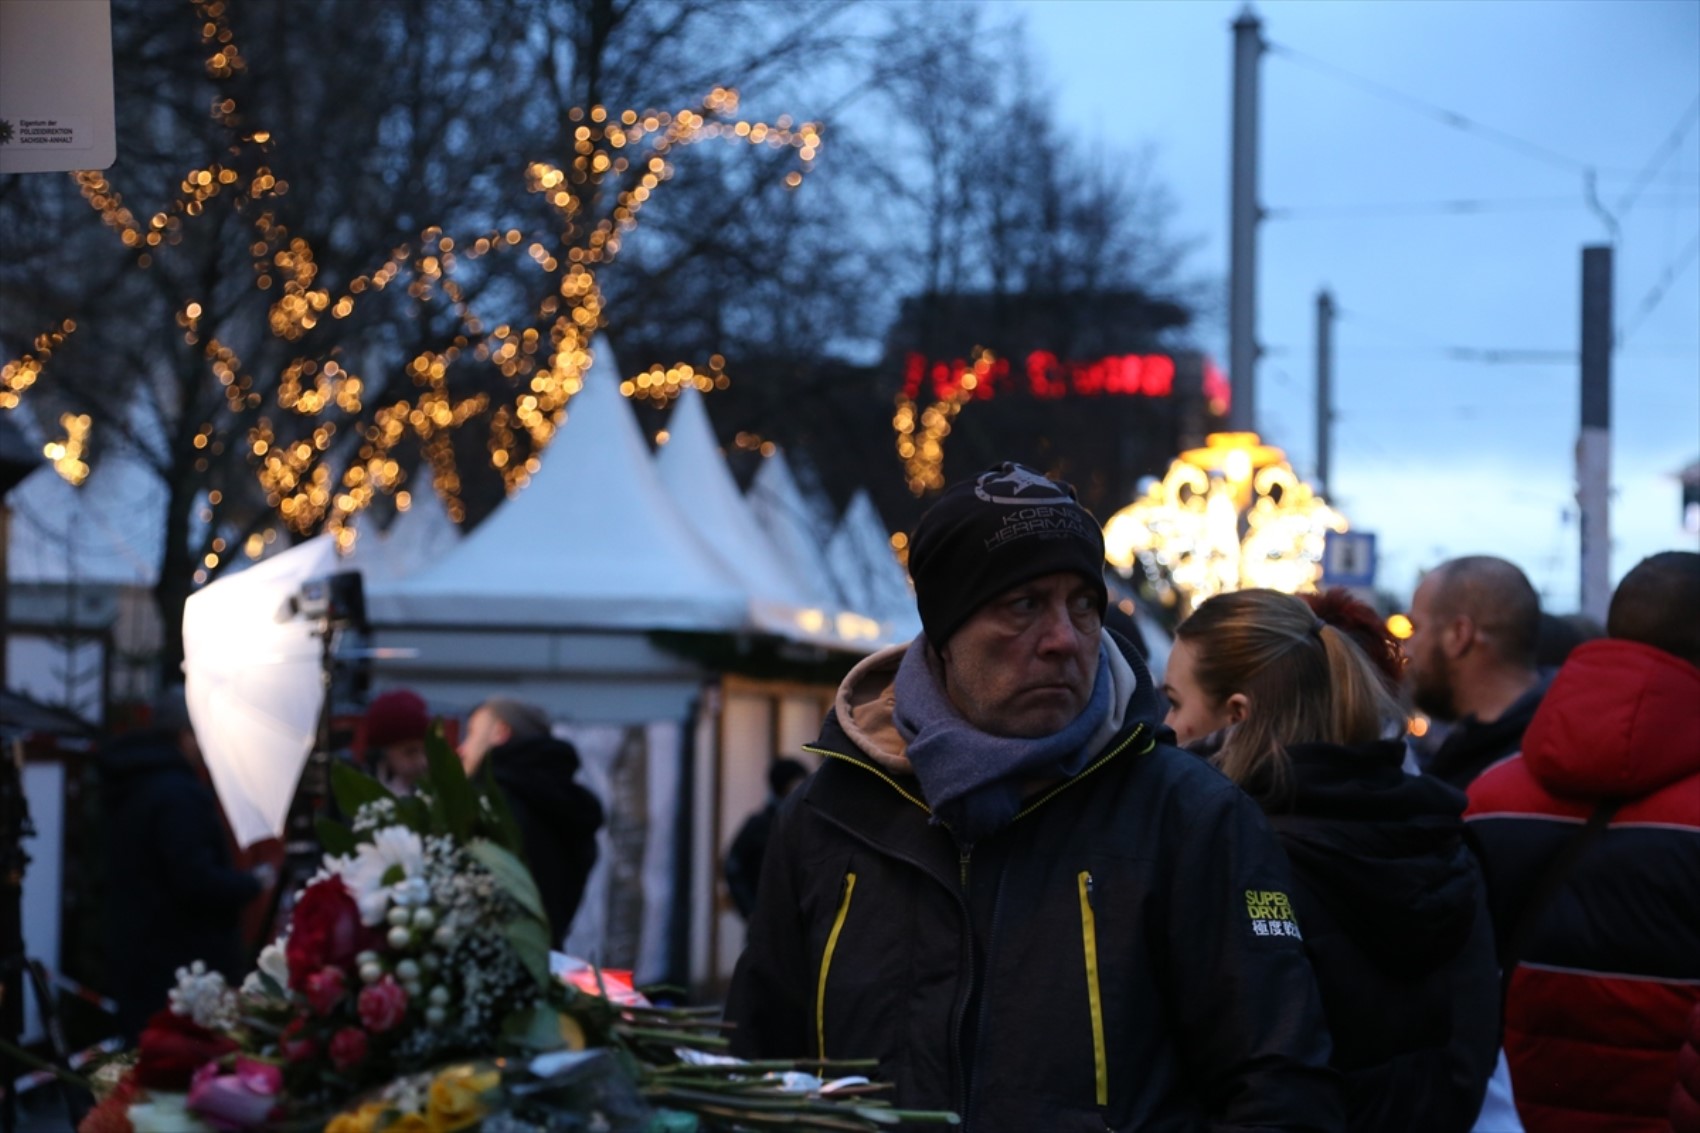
[278,571,367,631]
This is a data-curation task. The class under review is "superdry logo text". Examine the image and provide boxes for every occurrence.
[1245,889,1302,939]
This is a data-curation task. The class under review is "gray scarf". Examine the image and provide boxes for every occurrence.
[893,638,1113,847]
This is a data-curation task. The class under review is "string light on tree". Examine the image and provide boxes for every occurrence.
[42,412,92,485]
[0,0,821,565]
[1102,431,1348,614]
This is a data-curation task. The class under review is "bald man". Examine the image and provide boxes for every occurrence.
[1406,555,1546,787]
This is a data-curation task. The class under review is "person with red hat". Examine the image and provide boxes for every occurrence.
[363,688,431,795]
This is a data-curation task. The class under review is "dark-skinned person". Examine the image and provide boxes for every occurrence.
[727,462,1342,1132]
[1163,587,1499,1133]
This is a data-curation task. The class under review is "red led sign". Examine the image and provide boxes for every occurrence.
[904,350,1179,402]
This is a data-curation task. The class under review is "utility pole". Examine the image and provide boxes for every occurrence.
[1315,289,1335,498]
[1228,6,1264,434]
[1578,246,1612,622]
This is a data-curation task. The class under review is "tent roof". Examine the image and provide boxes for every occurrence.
[345,486,461,584]
[746,449,839,608]
[655,386,808,611]
[825,489,921,643]
[7,453,163,586]
[367,338,747,631]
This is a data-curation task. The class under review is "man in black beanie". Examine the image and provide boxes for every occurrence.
[728,462,1341,1131]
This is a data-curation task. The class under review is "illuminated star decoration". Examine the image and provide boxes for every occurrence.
[1102,431,1348,614]
[1,0,821,576]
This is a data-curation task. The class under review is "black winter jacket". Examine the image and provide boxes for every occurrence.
[486,734,603,945]
[101,731,261,1038]
[727,637,1342,1132]
[1257,742,1499,1133]
[1425,675,1549,789]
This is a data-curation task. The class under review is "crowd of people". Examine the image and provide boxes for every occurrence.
[728,461,1699,1133]
[94,456,1696,1132]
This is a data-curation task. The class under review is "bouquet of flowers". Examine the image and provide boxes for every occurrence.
[76,732,954,1132]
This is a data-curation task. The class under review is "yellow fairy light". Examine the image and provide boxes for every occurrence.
[43,412,93,485]
[4,0,822,547]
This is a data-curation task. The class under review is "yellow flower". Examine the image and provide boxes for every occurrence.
[426,1064,500,1133]
[381,1115,431,1133]
[324,1101,388,1133]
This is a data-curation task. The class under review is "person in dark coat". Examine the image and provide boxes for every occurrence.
[1405,555,1548,788]
[459,697,603,946]
[100,687,264,1039]
[1164,588,1499,1132]
[728,463,1341,1132]
[723,757,808,919]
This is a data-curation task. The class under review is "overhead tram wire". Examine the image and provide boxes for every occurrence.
[1616,96,1700,222]
[1617,230,1700,348]
[1265,195,1698,222]
[1264,40,1601,176]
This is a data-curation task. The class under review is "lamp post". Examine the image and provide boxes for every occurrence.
[1103,431,1347,615]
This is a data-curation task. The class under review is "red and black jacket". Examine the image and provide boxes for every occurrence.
[1466,639,1700,1133]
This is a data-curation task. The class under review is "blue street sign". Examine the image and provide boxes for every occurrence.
[1323,530,1377,589]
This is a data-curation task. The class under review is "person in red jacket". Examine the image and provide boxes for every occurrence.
[1674,1001,1700,1133]
[1466,550,1700,1133]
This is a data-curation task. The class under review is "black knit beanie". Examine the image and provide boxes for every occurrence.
[908,462,1107,649]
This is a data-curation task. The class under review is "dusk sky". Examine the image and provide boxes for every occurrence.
[1001,0,1700,609]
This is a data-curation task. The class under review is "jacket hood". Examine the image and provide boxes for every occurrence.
[488,735,599,824]
[99,729,191,779]
[1270,741,1480,978]
[1522,638,1700,798]
[827,629,1160,775]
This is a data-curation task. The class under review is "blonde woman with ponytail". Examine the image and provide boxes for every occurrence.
[1163,588,1500,1133]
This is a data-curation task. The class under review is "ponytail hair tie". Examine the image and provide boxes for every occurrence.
[1311,619,1328,638]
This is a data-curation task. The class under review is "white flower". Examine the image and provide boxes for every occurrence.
[129,1093,215,1133]
[168,962,237,1030]
[241,937,291,995]
[341,826,427,925]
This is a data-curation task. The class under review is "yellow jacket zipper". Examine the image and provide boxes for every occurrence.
[1078,870,1109,1107]
[816,871,857,1062]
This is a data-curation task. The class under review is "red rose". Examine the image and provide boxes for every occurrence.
[327,1026,369,1072]
[279,1017,318,1064]
[76,1074,138,1133]
[133,1010,239,1090]
[304,966,348,1015]
[286,879,370,989]
[356,976,408,1034]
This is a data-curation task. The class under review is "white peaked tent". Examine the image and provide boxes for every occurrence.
[344,485,462,584]
[825,489,921,643]
[653,386,815,629]
[7,452,163,586]
[366,339,747,631]
[745,449,840,609]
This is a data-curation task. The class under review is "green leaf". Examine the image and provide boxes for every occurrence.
[500,1003,585,1052]
[503,916,553,988]
[424,724,476,838]
[468,839,549,925]
[315,817,357,857]
[479,776,528,856]
[394,794,431,833]
[329,759,392,821]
